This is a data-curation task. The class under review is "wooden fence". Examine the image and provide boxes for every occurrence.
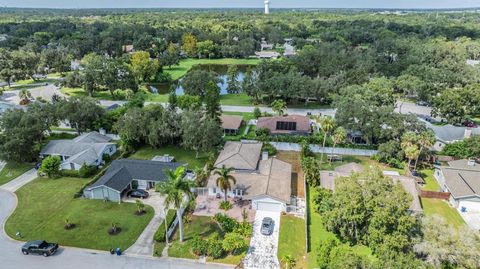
[419,190,451,200]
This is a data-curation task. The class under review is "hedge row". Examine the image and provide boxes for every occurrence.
[154,209,177,242]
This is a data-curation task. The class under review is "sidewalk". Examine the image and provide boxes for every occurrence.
[0,169,37,192]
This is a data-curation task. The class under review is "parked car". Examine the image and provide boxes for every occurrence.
[261,217,274,236]
[21,240,58,257]
[463,120,478,128]
[415,100,430,107]
[127,189,149,199]
[34,162,42,170]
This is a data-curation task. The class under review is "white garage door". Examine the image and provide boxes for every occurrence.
[459,201,480,212]
[256,201,283,212]
[137,180,148,190]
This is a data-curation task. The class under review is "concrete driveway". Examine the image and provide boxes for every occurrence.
[124,191,166,256]
[0,176,232,269]
[244,210,281,269]
[0,84,64,105]
[458,210,480,231]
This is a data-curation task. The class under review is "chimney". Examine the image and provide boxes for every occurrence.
[464,129,472,139]
[262,151,269,161]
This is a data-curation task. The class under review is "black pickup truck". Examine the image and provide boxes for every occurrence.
[21,240,58,257]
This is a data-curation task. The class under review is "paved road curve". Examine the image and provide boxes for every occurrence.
[0,178,232,269]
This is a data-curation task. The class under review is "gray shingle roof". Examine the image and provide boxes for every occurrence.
[87,159,184,192]
[73,131,111,143]
[425,122,480,143]
[440,160,480,199]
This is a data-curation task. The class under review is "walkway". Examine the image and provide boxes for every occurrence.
[269,142,378,156]
[0,173,232,269]
[124,191,166,256]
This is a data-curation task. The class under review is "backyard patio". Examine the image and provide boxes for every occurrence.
[193,195,256,222]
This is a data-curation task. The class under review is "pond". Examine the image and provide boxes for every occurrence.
[149,64,251,96]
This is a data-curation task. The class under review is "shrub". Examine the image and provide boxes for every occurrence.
[213,213,238,233]
[313,188,334,214]
[253,107,262,119]
[207,233,224,259]
[40,156,61,178]
[79,164,98,178]
[191,236,209,256]
[154,209,176,242]
[61,169,81,178]
[255,127,270,137]
[102,153,112,163]
[222,232,248,255]
[219,201,233,211]
[262,143,277,156]
[234,221,253,238]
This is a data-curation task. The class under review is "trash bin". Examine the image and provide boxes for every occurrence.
[115,248,121,256]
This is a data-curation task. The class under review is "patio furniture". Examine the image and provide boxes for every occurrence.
[197,204,207,210]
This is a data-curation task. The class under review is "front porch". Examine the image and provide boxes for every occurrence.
[193,195,256,222]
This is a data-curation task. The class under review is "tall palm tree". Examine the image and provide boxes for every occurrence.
[317,116,336,163]
[330,127,347,164]
[414,130,435,170]
[214,165,236,202]
[156,166,193,243]
[401,131,418,169]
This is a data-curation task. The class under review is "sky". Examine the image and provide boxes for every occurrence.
[0,0,479,9]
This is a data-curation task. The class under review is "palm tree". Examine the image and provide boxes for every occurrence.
[401,131,418,169]
[156,166,193,243]
[19,89,31,102]
[271,99,287,116]
[330,127,347,164]
[214,165,236,202]
[414,130,435,170]
[281,255,296,269]
[317,116,336,163]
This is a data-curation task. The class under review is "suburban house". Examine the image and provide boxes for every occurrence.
[257,115,311,135]
[84,159,183,202]
[204,141,293,212]
[220,114,243,135]
[434,159,480,212]
[426,122,480,151]
[320,163,423,213]
[40,132,117,171]
[255,51,280,59]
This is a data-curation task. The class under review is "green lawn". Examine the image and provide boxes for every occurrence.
[278,215,307,269]
[5,177,153,251]
[219,93,253,106]
[0,162,33,186]
[164,58,261,81]
[421,198,465,229]
[168,216,246,265]
[419,169,440,191]
[315,155,372,171]
[60,87,117,100]
[130,145,208,169]
[307,186,374,268]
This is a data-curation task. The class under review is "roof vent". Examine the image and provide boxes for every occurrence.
[262,151,269,161]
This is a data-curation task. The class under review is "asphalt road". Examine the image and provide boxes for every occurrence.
[0,189,231,269]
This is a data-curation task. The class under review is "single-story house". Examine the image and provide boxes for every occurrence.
[84,159,183,202]
[434,159,480,212]
[425,121,480,151]
[257,115,311,135]
[220,115,243,135]
[320,163,423,213]
[205,141,293,212]
[40,132,117,171]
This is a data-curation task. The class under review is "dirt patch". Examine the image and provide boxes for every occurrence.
[275,151,305,198]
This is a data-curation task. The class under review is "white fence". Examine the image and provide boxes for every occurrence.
[269,142,378,156]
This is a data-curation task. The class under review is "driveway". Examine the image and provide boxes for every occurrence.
[0,169,37,192]
[244,210,281,269]
[124,191,166,256]
[458,210,480,230]
[0,176,232,269]
[0,84,64,105]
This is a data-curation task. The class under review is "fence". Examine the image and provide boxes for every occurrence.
[419,190,451,200]
[166,206,186,239]
[269,142,378,156]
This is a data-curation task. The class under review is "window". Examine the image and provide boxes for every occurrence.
[276,121,297,131]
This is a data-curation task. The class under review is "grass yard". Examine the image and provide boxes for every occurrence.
[164,58,261,81]
[5,177,153,251]
[168,216,246,265]
[421,198,465,229]
[219,93,253,106]
[60,87,116,100]
[419,169,440,191]
[278,215,307,269]
[130,145,208,169]
[307,186,374,268]
[0,162,33,186]
[315,154,372,171]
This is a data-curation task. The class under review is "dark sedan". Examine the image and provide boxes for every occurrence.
[21,240,58,257]
[127,189,149,199]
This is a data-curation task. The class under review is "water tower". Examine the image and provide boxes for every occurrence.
[264,0,270,14]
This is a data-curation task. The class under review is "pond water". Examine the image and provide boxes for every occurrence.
[149,64,251,96]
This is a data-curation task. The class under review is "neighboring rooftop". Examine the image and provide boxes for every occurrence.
[220,115,243,131]
[390,175,423,212]
[256,115,311,135]
[73,131,112,144]
[208,157,292,203]
[87,159,183,192]
[439,159,480,199]
[214,141,262,170]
